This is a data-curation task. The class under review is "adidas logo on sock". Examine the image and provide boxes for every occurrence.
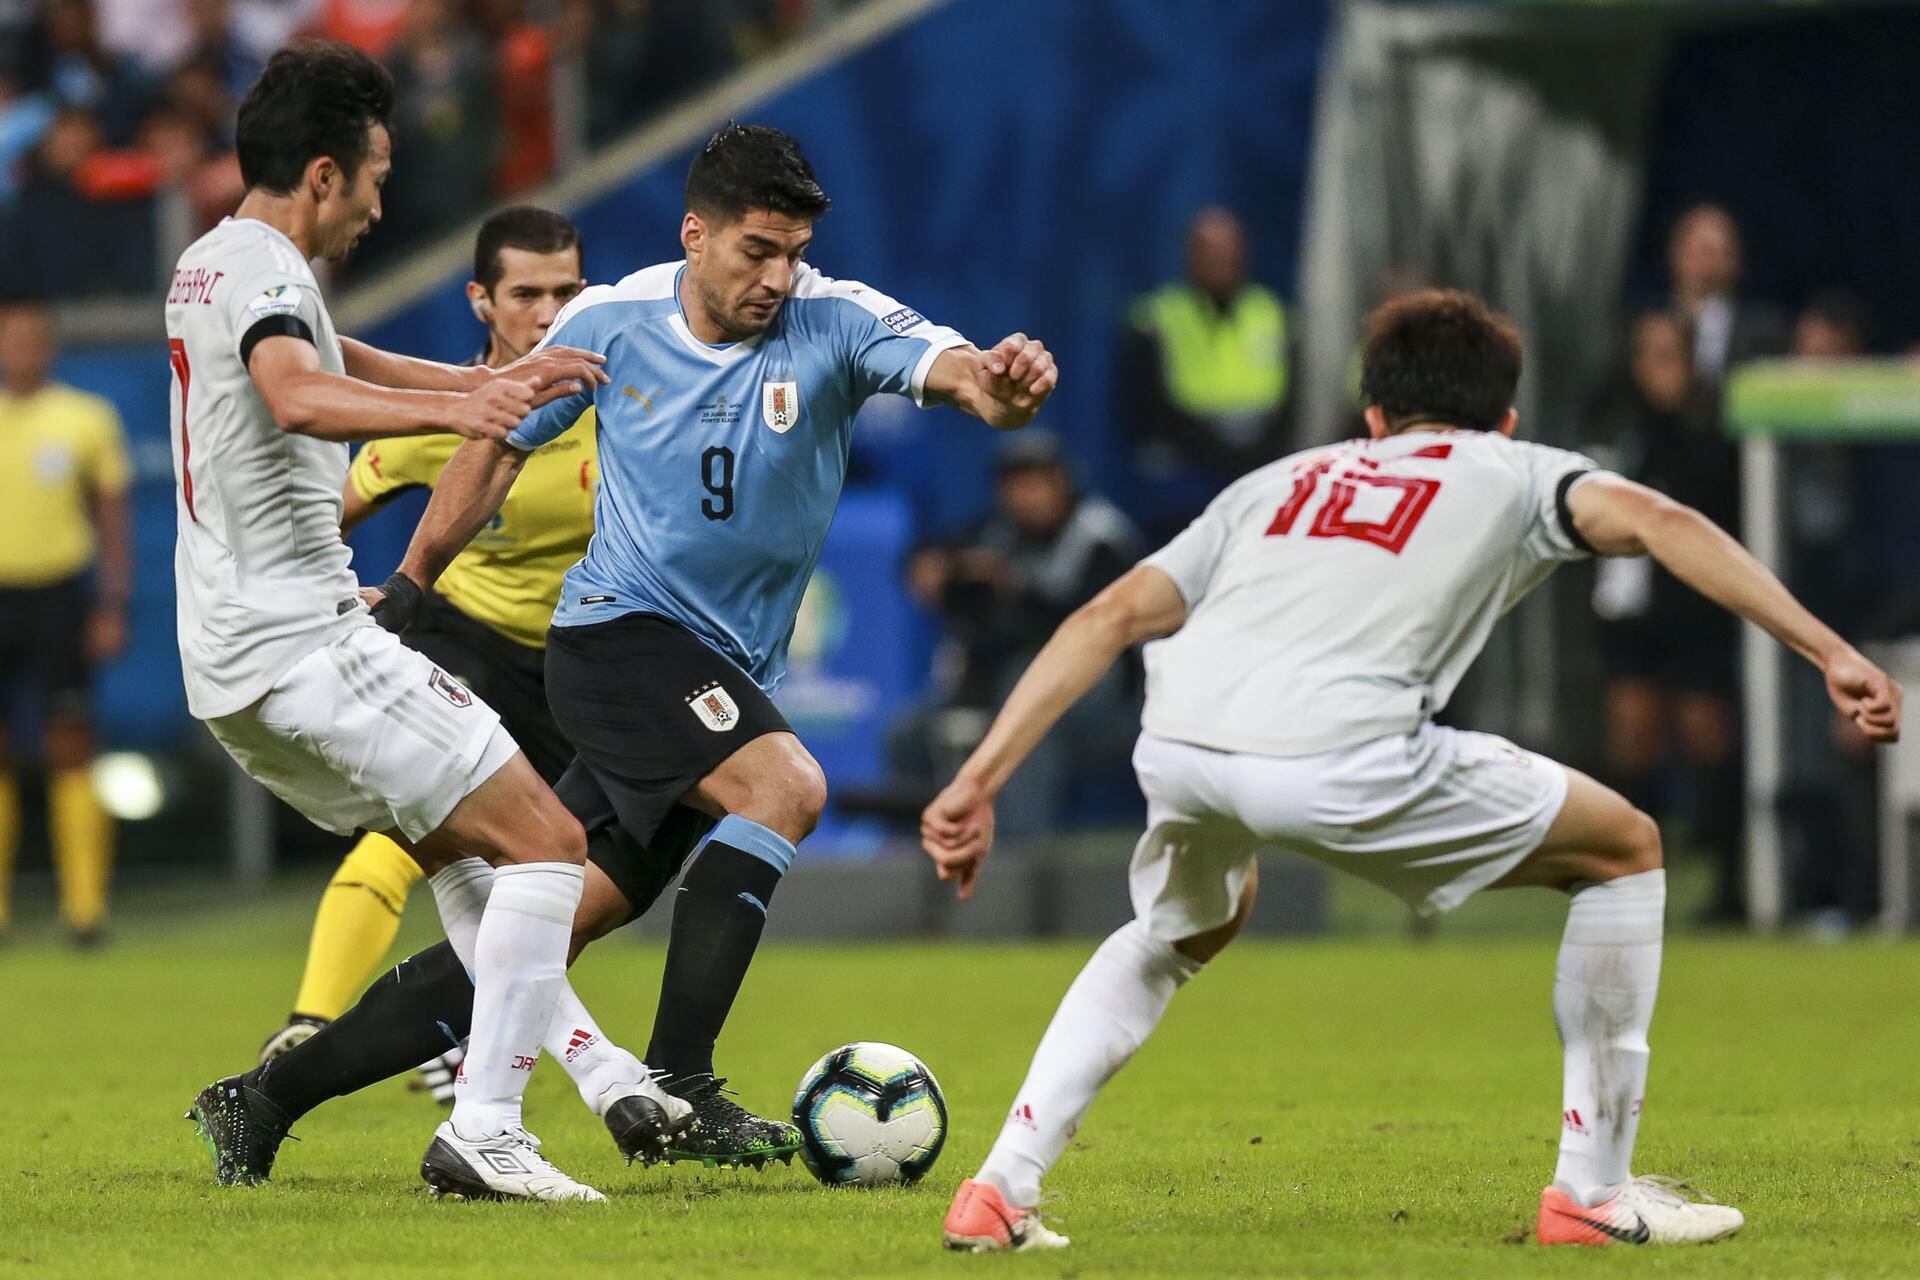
[564,1028,597,1063]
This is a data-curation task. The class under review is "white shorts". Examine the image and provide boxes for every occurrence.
[205,623,520,843]
[1129,724,1570,939]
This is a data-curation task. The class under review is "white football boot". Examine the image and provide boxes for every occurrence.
[1538,1175,1744,1245]
[419,1121,605,1202]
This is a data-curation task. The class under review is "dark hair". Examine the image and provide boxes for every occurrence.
[236,41,394,195]
[1360,288,1523,432]
[685,123,830,224]
[1801,290,1869,345]
[474,206,583,291]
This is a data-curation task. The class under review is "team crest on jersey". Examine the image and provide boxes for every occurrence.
[761,380,799,434]
[687,682,741,732]
[428,667,472,708]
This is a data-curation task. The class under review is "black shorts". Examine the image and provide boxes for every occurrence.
[577,801,717,922]
[401,592,574,783]
[545,612,791,846]
[0,575,92,721]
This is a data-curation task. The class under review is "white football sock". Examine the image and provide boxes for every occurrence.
[427,857,494,971]
[451,861,584,1140]
[432,857,645,1112]
[1551,868,1665,1207]
[546,984,651,1115]
[977,920,1202,1208]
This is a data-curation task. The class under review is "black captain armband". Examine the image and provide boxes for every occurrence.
[370,572,424,634]
[1554,470,1598,555]
[239,314,315,368]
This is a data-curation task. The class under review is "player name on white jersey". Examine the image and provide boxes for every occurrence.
[1141,430,1602,757]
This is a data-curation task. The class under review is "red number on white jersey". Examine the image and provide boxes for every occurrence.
[168,338,198,523]
[1265,443,1449,555]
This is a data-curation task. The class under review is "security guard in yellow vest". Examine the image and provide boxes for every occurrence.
[1120,208,1291,537]
[0,297,131,946]
[261,208,596,1077]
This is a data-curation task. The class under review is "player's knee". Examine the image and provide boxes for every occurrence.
[499,798,588,867]
[747,751,827,843]
[1603,808,1664,880]
[786,757,829,840]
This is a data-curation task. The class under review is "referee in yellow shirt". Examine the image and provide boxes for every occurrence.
[0,297,131,946]
[259,208,596,1077]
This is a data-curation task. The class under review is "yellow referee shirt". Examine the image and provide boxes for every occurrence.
[0,384,131,588]
[350,409,598,649]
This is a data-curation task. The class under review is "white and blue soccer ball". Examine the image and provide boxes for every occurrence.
[791,1041,948,1186]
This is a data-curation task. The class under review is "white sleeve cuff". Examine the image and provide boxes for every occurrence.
[908,331,970,407]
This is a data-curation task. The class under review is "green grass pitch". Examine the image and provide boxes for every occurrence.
[5,881,1918,1278]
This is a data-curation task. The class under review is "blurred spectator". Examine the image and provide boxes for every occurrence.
[475,0,554,194]
[0,297,131,947]
[136,99,243,232]
[162,56,237,147]
[1664,202,1789,382]
[0,70,56,203]
[181,0,266,104]
[1119,206,1290,541]
[2,105,158,295]
[361,0,497,264]
[1792,290,1870,360]
[571,0,735,147]
[1588,311,1745,923]
[886,432,1141,836]
[38,0,153,144]
[1,0,866,294]
[1780,291,1879,932]
[308,0,409,57]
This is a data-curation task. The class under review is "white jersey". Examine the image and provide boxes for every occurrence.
[165,217,367,719]
[1141,430,1604,757]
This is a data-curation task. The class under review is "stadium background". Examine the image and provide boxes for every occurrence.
[8,0,1920,937]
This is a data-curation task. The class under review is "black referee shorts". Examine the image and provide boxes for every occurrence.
[545,611,791,848]
[400,591,574,783]
[0,575,94,722]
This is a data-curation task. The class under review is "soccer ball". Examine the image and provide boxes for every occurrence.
[790,1041,948,1186]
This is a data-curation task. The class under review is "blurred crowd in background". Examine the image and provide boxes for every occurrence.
[0,0,868,294]
[4,0,1917,942]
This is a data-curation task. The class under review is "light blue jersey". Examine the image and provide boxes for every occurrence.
[508,261,966,690]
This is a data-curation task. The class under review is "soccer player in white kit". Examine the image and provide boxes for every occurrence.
[926,290,1902,1252]
[167,43,684,1202]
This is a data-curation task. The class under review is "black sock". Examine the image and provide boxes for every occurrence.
[645,837,786,1081]
[252,941,472,1123]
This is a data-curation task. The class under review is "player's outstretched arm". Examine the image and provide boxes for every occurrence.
[248,336,597,444]
[1569,473,1902,742]
[363,438,529,632]
[342,336,609,409]
[341,336,487,392]
[922,565,1188,898]
[922,334,1058,431]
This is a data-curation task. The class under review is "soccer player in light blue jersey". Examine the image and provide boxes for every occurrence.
[369,123,1059,1162]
